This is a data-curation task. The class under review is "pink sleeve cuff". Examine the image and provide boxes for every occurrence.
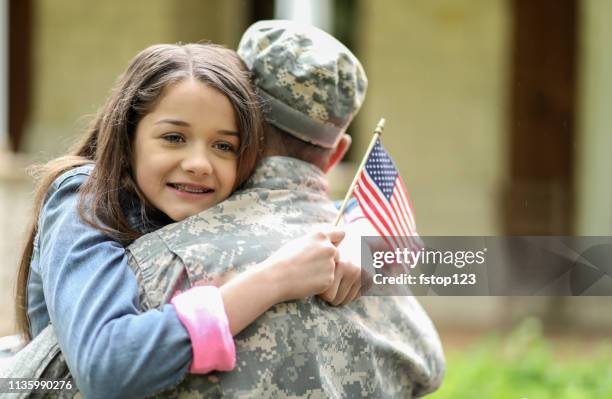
[171,285,236,374]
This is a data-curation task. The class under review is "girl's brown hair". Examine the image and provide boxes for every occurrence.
[15,43,264,341]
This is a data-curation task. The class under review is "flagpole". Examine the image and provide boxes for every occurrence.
[333,118,386,226]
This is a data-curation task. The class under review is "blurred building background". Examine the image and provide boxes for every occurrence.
[0,0,611,348]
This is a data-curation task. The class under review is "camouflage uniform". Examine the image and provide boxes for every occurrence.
[238,20,368,149]
[128,156,445,398]
[2,159,443,398]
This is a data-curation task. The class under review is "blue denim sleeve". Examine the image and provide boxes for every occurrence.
[37,172,191,399]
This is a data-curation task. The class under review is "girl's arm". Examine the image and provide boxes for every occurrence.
[168,230,344,374]
[220,230,344,335]
[38,171,344,398]
[37,173,193,399]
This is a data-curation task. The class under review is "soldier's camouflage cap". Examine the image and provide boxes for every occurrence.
[238,20,368,149]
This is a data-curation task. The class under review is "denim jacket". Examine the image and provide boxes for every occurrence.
[26,164,192,398]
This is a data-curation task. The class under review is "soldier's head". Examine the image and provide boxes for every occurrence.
[238,20,368,172]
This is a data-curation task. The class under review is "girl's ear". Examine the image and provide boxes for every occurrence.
[322,134,351,174]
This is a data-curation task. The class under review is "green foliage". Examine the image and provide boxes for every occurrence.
[430,319,612,399]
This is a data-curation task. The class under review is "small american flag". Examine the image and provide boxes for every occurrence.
[352,138,422,252]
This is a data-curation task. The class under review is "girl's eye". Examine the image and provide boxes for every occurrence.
[162,133,185,144]
[213,142,237,153]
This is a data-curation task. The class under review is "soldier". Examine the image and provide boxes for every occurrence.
[126,20,445,397]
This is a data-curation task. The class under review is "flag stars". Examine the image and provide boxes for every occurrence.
[363,141,399,200]
[354,138,417,243]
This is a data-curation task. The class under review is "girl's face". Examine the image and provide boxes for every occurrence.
[133,79,239,221]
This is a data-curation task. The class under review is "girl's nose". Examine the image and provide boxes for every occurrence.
[182,150,213,176]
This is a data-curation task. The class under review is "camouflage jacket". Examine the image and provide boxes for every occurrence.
[2,157,444,398]
[128,156,445,398]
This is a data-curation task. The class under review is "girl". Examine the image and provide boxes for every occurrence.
[14,43,356,398]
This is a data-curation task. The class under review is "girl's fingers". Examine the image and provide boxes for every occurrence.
[328,265,342,298]
[318,264,342,303]
[342,282,362,306]
[332,276,353,306]
[333,246,341,262]
[318,227,345,246]
[338,266,362,305]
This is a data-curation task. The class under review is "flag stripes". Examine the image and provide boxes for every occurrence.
[352,138,422,253]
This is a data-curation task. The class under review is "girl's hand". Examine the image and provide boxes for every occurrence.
[263,229,345,303]
[318,259,362,306]
[204,229,346,337]
[318,228,364,306]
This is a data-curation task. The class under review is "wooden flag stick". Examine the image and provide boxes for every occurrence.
[333,118,386,226]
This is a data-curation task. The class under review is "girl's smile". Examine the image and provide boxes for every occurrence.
[133,79,239,221]
[167,182,214,199]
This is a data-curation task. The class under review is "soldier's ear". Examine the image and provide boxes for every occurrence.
[322,134,351,174]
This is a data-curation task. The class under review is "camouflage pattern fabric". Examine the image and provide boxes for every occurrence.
[5,157,444,397]
[0,324,79,398]
[128,156,445,398]
[238,20,368,149]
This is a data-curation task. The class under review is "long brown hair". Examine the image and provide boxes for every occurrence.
[15,43,264,341]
